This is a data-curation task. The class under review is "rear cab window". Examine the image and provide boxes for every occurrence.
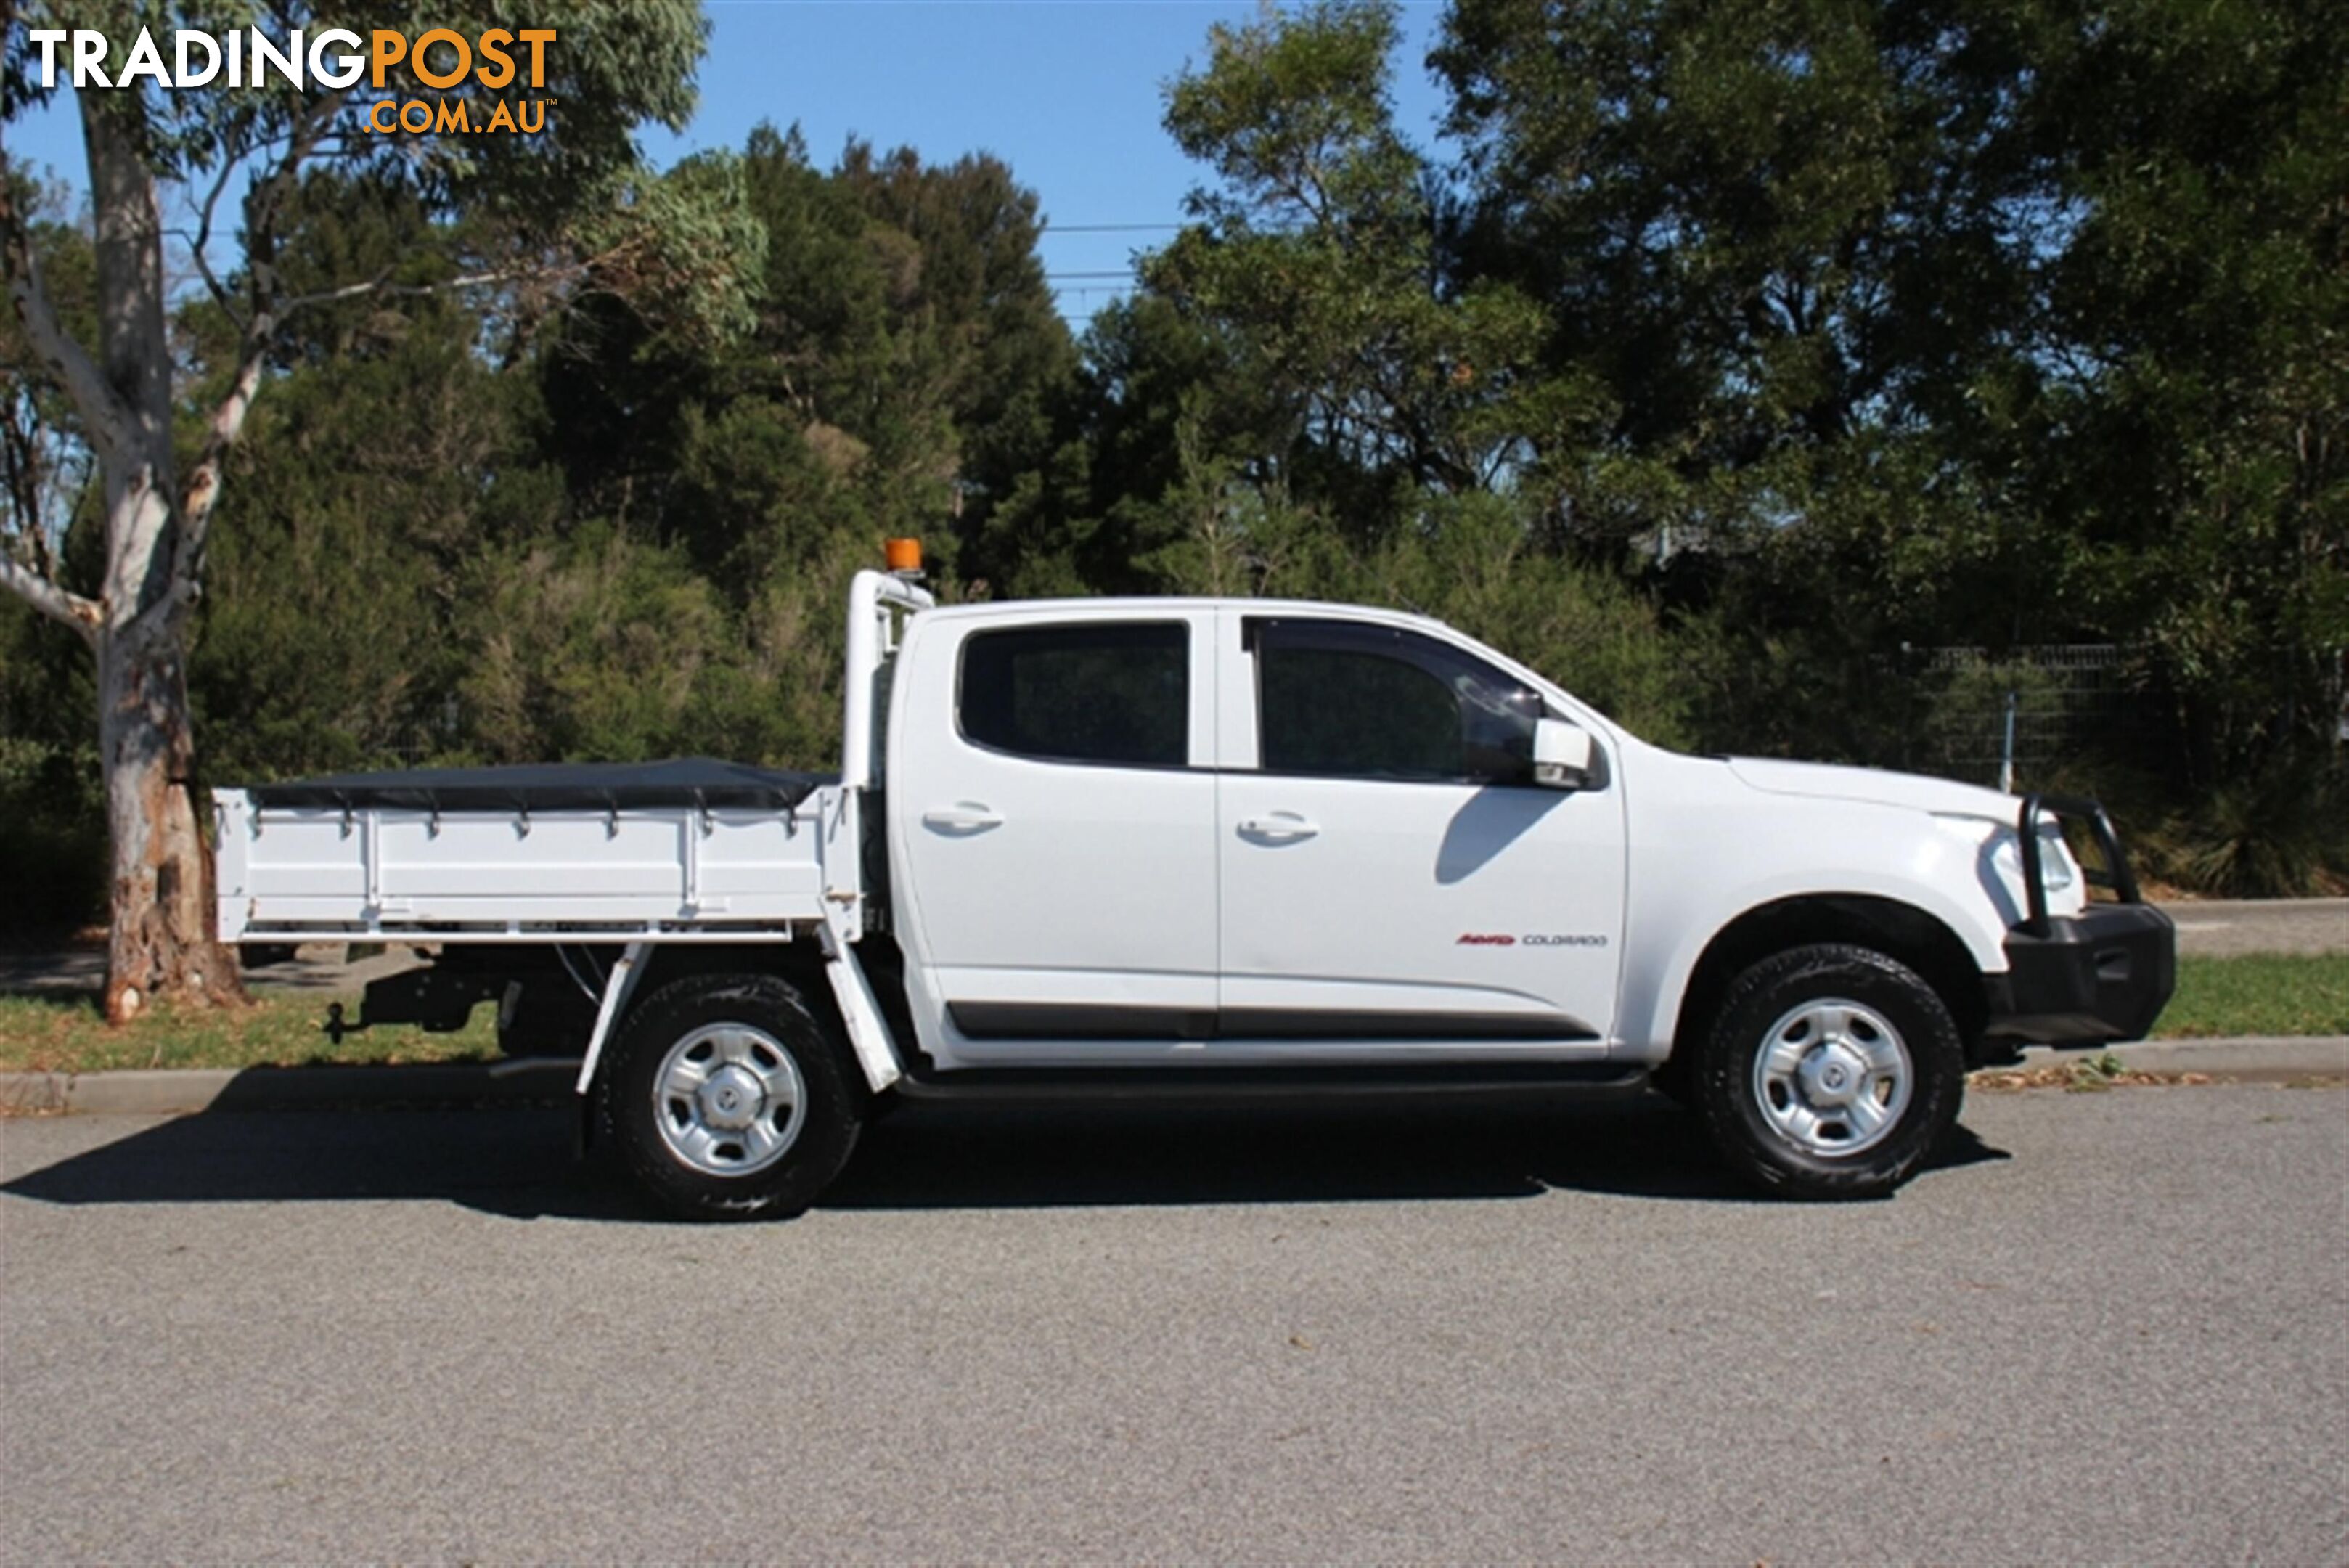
[957,622,1190,768]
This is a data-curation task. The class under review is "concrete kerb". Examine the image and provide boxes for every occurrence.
[4,1037,2342,1116]
[2006,1036,2348,1082]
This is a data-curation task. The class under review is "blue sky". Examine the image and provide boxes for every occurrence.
[4,0,1454,328]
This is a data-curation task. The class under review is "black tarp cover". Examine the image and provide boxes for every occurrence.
[245,758,833,814]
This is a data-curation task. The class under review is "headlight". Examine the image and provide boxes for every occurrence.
[2037,827,2075,891]
[1939,812,2084,914]
[1970,822,2077,905]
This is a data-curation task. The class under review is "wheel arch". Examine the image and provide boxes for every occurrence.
[626,940,833,1004]
[1664,894,1990,1076]
[620,940,899,1090]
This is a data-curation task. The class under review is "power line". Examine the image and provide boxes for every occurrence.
[1042,223,1184,234]
[1045,270,1137,281]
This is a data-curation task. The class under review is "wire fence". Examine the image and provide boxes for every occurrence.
[1899,643,2165,789]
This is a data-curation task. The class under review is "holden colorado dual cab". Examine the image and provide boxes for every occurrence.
[213,547,2175,1218]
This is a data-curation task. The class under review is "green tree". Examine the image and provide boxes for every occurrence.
[1151,0,1580,523]
[968,291,1291,597]
[187,176,565,783]
[1431,0,2343,817]
[1,2,756,1019]
[0,172,103,936]
[2004,0,2347,787]
[1066,0,1696,738]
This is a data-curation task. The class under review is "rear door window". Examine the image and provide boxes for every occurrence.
[958,623,1190,768]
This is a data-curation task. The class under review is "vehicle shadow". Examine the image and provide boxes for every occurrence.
[1,1090,2008,1221]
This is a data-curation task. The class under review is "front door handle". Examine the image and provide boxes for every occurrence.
[923,801,1004,834]
[1237,812,1319,844]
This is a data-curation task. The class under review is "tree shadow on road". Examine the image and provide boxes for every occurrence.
[1,1088,2009,1221]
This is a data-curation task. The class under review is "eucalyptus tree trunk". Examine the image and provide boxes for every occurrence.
[77,94,242,1020]
[95,635,234,1018]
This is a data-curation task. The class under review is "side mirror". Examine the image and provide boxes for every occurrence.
[1532,717,1598,790]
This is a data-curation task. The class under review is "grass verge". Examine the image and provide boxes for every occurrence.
[0,952,2339,1079]
[0,991,495,1076]
[2154,954,2349,1039]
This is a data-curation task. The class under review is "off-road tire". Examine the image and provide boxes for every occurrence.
[1694,943,1965,1200]
[595,973,862,1221]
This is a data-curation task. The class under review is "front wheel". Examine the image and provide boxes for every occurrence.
[596,973,863,1221]
[1694,944,1964,1200]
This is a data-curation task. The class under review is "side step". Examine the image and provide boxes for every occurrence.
[891,1061,1651,1106]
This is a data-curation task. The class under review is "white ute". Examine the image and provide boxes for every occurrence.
[214,546,2176,1217]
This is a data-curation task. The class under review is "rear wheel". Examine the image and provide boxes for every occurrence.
[596,973,862,1221]
[1694,943,1964,1199]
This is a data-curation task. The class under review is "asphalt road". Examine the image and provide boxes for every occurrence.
[2,1087,2344,1563]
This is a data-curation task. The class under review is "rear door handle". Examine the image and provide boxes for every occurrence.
[1237,812,1318,844]
[923,801,1004,834]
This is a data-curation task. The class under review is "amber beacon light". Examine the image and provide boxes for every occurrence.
[885,537,924,576]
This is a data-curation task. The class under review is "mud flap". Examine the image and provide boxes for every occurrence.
[816,923,904,1093]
